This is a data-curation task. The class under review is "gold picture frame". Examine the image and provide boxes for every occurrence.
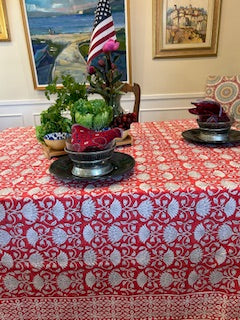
[153,0,222,58]
[0,0,10,41]
[20,0,131,90]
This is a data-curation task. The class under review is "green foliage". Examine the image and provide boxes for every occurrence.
[87,52,124,107]
[44,74,87,109]
[36,75,87,142]
[72,98,113,130]
[36,106,72,142]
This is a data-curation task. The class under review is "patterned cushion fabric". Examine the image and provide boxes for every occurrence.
[205,75,240,126]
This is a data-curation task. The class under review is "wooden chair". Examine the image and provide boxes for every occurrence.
[122,83,141,122]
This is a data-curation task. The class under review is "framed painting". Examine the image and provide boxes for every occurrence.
[153,0,222,58]
[20,0,131,90]
[0,0,10,41]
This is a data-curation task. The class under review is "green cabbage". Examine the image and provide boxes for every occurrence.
[72,98,113,130]
[75,112,93,128]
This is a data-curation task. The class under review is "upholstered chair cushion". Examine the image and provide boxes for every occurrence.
[205,75,240,127]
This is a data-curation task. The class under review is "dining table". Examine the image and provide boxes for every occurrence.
[1,119,240,320]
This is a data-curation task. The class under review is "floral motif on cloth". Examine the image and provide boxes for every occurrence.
[1,121,240,320]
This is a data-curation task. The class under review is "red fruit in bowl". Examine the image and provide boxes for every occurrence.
[122,115,127,122]
[110,112,137,130]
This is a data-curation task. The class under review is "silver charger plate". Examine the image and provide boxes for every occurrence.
[182,128,240,145]
[49,152,135,181]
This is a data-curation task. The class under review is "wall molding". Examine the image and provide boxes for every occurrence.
[141,106,192,112]
[0,91,205,107]
[0,99,51,107]
[0,113,24,129]
[0,113,23,117]
[138,92,205,102]
[0,92,205,130]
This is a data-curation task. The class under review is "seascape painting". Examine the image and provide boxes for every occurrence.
[20,0,129,89]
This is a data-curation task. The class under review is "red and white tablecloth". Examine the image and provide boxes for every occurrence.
[0,119,240,320]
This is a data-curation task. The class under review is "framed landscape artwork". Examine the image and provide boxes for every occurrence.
[153,0,222,58]
[0,0,10,41]
[20,0,131,90]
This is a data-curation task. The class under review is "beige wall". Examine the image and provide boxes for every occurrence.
[0,0,239,128]
[130,0,240,94]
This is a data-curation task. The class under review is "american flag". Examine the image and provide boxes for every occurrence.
[87,0,116,65]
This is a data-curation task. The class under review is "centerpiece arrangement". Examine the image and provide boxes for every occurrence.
[37,37,137,154]
[36,38,137,173]
[36,0,138,177]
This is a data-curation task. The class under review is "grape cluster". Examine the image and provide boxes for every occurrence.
[111,112,137,130]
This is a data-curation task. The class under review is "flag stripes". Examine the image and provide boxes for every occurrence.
[87,0,116,65]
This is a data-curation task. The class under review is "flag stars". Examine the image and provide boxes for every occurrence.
[94,2,112,27]
[94,0,111,25]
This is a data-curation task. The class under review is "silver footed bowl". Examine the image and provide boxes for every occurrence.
[64,142,116,178]
[197,119,233,142]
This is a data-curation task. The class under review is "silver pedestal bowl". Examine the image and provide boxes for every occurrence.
[197,119,233,142]
[64,142,116,178]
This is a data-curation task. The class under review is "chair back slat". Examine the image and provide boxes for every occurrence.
[122,83,141,122]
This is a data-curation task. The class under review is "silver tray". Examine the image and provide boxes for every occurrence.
[182,128,240,145]
[49,152,135,181]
